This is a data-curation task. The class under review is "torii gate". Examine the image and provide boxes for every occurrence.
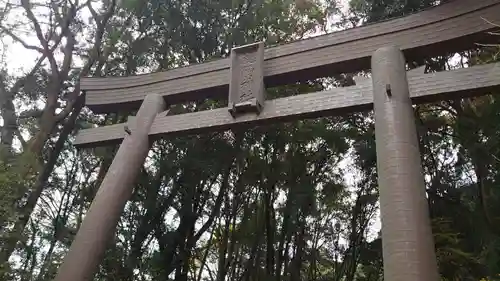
[54,0,500,280]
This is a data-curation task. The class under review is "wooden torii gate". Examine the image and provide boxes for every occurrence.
[54,0,500,280]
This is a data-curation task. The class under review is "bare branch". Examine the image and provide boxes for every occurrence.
[58,4,77,80]
[0,27,44,52]
[19,0,48,49]
[476,43,500,48]
[87,1,98,24]
[56,1,116,122]
[20,0,59,77]
[481,17,500,29]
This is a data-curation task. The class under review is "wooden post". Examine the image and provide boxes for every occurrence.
[371,46,440,281]
[53,94,166,281]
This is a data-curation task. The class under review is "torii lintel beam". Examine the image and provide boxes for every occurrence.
[74,63,500,148]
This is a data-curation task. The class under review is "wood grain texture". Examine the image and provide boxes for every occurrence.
[74,62,500,148]
[81,0,500,113]
[372,46,439,281]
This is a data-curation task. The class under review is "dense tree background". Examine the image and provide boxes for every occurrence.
[0,0,499,280]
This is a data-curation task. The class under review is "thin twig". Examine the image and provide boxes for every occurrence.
[481,16,500,28]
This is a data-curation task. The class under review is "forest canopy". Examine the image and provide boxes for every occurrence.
[0,0,499,280]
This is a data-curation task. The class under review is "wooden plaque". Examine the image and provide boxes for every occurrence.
[228,41,266,117]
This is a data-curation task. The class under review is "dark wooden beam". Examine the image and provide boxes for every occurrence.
[74,62,500,148]
[81,0,500,113]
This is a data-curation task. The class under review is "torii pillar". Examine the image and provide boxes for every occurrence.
[53,94,166,281]
[372,46,440,281]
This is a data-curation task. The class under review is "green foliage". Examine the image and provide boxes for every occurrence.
[0,149,40,226]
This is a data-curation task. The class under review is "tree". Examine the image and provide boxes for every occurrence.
[0,0,125,275]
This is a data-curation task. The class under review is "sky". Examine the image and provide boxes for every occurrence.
[1,0,351,73]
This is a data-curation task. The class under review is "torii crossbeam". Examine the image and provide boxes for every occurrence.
[54,0,500,280]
